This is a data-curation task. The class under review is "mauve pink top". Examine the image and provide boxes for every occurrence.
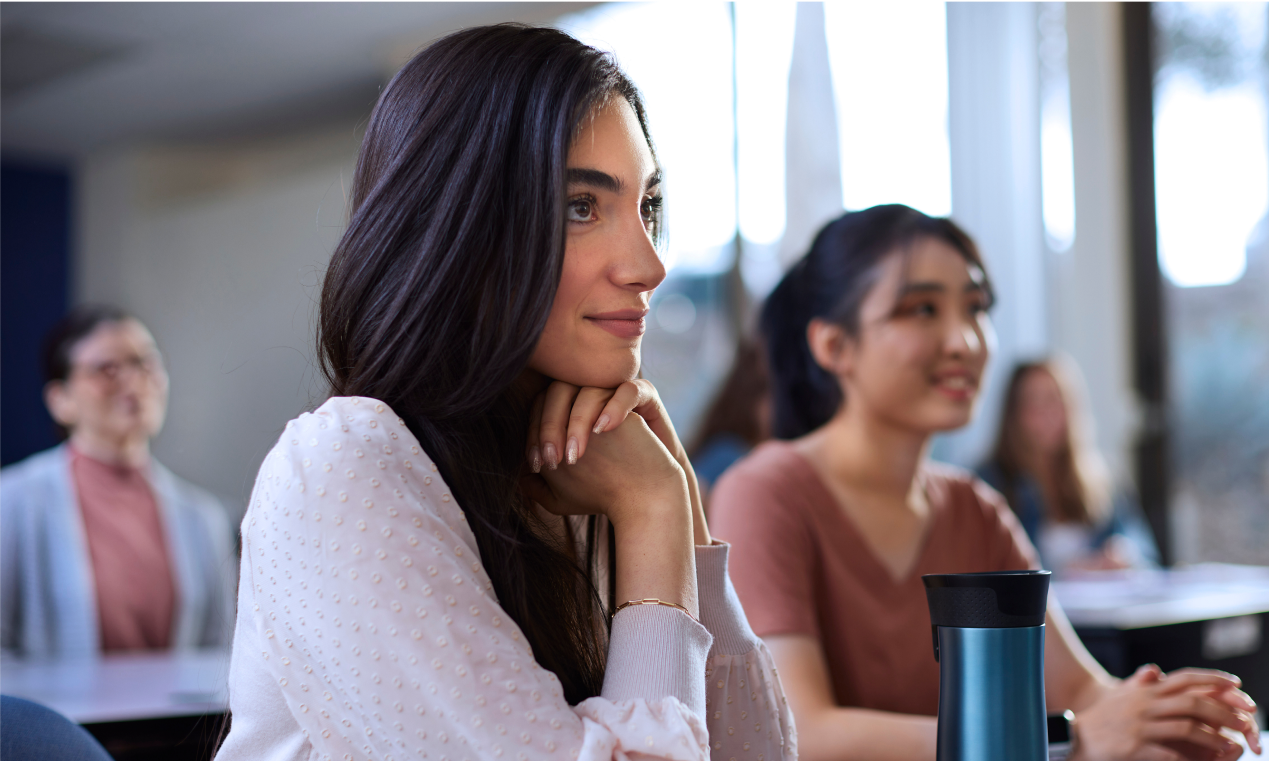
[70,446,176,651]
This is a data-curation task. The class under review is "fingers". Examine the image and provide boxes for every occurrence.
[1143,718,1243,757]
[1212,687,1257,714]
[537,382,580,470]
[1130,663,1166,684]
[1217,689,1264,755]
[526,393,545,473]
[566,388,616,463]
[1156,669,1243,697]
[1132,745,1187,761]
[593,381,651,434]
[1147,692,1258,741]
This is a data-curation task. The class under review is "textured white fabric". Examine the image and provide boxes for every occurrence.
[216,396,795,761]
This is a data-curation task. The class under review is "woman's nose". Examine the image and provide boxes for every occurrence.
[945,316,983,357]
[613,220,666,292]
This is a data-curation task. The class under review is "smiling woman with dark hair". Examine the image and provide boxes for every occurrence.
[711,205,1259,761]
[215,24,793,761]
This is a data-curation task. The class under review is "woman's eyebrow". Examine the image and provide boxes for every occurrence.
[897,282,945,295]
[645,169,663,192]
[566,167,623,193]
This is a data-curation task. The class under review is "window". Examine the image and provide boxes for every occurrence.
[559,3,959,437]
[1154,3,1269,564]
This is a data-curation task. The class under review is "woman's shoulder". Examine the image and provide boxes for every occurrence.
[712,440,812,494]
[273,396,433,474]
[922,460,1010,517]
[258,396,473,541]
[710,440,823,529]
[922,460,1039,567]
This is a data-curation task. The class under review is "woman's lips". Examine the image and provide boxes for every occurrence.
[933,373,977,402]
[586,309,648,339]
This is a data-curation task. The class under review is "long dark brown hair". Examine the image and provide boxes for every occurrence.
[317,24,657,704]
[988,358,1112,525]
[687,336,771,459]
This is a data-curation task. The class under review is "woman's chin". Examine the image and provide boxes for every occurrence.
[554,358,640,390]
[928,407,976,433]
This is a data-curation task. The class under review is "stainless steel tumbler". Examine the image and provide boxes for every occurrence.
[923,570,1052,761]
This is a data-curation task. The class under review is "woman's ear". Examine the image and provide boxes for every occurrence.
[806,318,854,379]
[44,381,77,428]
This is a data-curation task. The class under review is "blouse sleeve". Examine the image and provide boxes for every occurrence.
[235,397,712,761]
[694,542,797,761]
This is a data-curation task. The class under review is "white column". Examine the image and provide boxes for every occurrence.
[777,1,843,269]
[1055,2,1138,485]
[938,2,1046,468]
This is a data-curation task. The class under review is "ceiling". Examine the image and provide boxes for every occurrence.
[0,2,596,161]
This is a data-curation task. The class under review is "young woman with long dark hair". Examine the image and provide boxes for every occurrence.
[978,357,1159,573]
[710,205,1259,761]
[215,25,793,761]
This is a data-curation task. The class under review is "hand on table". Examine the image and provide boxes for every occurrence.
[1073,664,1261,761]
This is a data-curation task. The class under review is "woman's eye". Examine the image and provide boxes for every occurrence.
[640,195,663,226]
[566,198,596,223]
[912,302,937,317]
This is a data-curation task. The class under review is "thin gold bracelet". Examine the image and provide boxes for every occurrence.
[612,598,697,623]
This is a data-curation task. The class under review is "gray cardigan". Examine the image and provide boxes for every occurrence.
[1,444,237,658]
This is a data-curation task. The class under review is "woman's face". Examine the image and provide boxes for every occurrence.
[1017,368,1069,456]
[815,237,994,434]
[45,319,169,445]
[527,98,665,388]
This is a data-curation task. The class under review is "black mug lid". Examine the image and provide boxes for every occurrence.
[922,570,1050,630]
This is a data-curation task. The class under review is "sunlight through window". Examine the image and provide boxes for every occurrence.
[735,2,797,246]
[558,3,737,273]
[823,1,952,217]
[1038,3,1076,252]
[1154,3,1267,288]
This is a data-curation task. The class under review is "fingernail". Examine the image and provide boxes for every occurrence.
[593,415,610,434]
[543,442,558,470]
[566,437,578,465]
[530,446,542,474]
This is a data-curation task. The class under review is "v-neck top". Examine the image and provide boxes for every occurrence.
[709,440,1038,716]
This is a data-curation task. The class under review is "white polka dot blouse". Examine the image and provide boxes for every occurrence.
[215,396,796,761]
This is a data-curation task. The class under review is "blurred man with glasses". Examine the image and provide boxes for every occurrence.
[2,306,235,658]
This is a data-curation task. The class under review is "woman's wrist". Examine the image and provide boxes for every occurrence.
[610,487,698,619]
[606,471,691,530]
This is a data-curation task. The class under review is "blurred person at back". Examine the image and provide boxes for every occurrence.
[977,358,1159,574]
[2,305,235,658]
[687,336,771,498]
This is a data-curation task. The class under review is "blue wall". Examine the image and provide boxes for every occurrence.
[1,160,72,466]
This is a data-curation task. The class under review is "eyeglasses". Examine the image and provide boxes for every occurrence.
[70,353,165,384]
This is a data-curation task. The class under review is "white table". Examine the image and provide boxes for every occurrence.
[1053,563,1269,630]
[0,648,230,724]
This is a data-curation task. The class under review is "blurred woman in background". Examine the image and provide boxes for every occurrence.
[1,306,235,657]
[978,358,1159,574]
[711,205,1259,761]
[688,336,771,500]
[216,25,792,761]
